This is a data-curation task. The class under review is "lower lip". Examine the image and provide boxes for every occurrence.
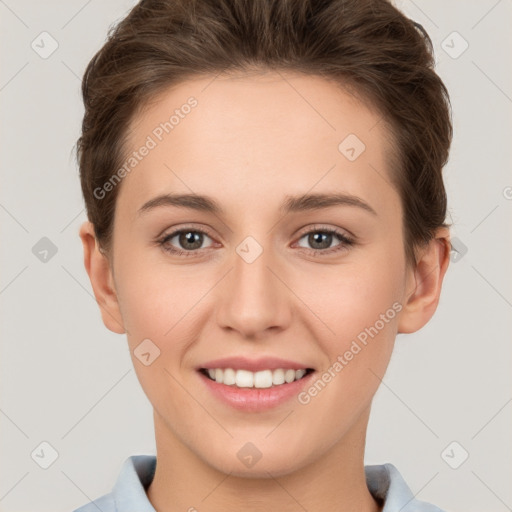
[198,370,315,412]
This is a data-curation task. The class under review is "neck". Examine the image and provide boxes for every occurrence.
[146,407,382,512]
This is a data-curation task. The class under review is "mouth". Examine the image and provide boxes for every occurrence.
[198,367,315,389]
[197,366,316,411]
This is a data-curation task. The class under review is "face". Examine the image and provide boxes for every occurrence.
[88,72,423,477]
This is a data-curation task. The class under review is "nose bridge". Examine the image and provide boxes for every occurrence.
[215,234,290,337]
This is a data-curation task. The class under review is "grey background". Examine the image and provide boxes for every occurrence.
[1,1,511,511]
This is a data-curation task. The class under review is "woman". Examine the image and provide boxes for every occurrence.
[75,0,452,510]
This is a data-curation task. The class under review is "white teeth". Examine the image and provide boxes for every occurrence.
[222,368,236,386]
[203,368,310,388]
[284,369,296,383]
[295,369,307,380]
[254,370,273,388]
[235,369,254,388]
[273,369,285,385]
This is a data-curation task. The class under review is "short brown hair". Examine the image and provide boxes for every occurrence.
[77,0,452,267]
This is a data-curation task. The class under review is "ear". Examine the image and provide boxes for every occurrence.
[397,227,451,334]
[78,221,126,334]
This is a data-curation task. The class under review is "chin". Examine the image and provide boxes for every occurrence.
[200,441,313,478]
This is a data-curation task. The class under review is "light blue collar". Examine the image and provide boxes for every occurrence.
[105,454,445,512]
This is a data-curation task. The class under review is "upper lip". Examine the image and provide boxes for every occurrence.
[197,356,314,372]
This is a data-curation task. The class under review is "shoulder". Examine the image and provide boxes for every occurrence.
[71,454,157,512]
[365,462,446,512]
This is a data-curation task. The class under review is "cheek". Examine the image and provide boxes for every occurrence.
[295,269,402,437]
[303,258,404,344]
[114,255,211,382]
[295,252,405,412]
[114,264,197,410]
[113,247,187,336]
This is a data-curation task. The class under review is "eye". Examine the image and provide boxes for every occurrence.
[158,227,214,257]
[156,225,355,258]
[295,226,355,256]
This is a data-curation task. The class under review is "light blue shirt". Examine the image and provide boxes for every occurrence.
[73,455,446,512]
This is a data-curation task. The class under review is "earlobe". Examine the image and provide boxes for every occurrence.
[78,221,126,334]
[397,228,451,334]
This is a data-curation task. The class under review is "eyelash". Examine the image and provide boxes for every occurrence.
[156,225,355,258]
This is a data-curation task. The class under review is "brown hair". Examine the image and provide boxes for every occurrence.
[77,0,452,267]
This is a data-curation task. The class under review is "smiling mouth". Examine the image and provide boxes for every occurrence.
[199,367,315,388]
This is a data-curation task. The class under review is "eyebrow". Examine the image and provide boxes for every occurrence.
[137,192,377,217]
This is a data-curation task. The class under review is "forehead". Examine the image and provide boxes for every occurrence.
[118,71,399,221]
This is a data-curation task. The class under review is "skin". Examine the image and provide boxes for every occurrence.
[79,71,450,512]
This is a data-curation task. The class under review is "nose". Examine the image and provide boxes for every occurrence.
[215,239,292,339]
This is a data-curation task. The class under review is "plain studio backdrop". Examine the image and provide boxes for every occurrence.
[0,1,511,511]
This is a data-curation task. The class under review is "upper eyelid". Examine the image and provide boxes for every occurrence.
[159,225,216,242]
[297,224,354,239]
[160,224,350,238]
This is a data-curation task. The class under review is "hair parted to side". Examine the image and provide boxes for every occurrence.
[77,0,452,268]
